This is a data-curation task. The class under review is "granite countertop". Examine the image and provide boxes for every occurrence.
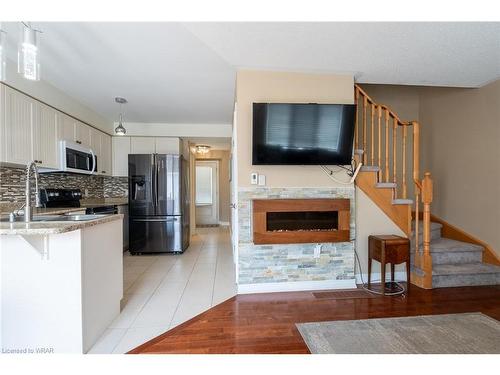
[0,214,124,236]
[0,198,128,215]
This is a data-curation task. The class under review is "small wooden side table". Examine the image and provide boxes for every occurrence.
[368,235,410,294]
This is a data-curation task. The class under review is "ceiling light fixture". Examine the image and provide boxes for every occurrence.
[114,97,128,135]
[195,145,211,154]
[0,24,6,82]
[18,22,42,81]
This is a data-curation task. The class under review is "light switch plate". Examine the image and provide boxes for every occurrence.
[258,174,266,186]
[251,172,258,185]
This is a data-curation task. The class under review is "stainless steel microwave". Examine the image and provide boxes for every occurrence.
[59,140,97,174]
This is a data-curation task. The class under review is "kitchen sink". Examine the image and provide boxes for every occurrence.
[1,214,107,223]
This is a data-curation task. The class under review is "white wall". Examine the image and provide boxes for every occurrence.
[3,63,112,134]
[121,122,232,137]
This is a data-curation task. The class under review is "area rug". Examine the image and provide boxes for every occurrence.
[296,312,500,354]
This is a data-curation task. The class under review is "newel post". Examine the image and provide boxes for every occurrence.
[421,172,433,287]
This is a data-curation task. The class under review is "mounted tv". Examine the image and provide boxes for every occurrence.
[252,103,356,165]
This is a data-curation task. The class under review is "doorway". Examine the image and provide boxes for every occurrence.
[195,160,219,226]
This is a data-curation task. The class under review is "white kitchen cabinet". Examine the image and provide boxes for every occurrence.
[89,127,102,174]
[112,136,131,177]
[75,121,91,147]
[100,133,112,175]
[155,137,180,154]
[2,86,33,165]
[32,102,59,169]
[130,137,155,154]
[57,113,76,142]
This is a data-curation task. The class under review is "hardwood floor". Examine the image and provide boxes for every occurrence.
[129,284,500,354]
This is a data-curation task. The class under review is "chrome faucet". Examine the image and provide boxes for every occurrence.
[24,161,42,222]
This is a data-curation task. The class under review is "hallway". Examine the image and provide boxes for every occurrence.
[89,227,236,353]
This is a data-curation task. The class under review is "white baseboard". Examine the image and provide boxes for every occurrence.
[219,221,230,226]
[237,279,356,294]
[355,271,409,284]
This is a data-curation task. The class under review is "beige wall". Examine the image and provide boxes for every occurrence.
[235,70,354,188]
[419,80,500,255]
[355,188,406,279]
[359,84,420,121]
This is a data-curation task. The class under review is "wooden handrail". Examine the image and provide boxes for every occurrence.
[354,84,434,288]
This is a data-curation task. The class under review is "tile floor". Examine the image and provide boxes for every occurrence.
[88,227,237,354]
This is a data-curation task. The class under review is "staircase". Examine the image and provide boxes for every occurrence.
[353,84,500,289]
[412,221,500,287]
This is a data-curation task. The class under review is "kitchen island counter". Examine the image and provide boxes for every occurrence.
[0,212,123,353]
[0,214,123,236]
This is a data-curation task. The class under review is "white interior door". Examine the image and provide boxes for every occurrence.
[195,160,219,226]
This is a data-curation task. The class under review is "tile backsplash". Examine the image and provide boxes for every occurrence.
[0,166,128,202]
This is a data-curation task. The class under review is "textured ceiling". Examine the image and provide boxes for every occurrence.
[2,22,499,124]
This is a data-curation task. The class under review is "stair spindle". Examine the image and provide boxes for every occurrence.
[354,88,359,150]
[385,109,389,182]
[371,103,375,166]
[377,106,382,181]
[363,96,367,165]
[392,117,397,188]
[402,125,407,199]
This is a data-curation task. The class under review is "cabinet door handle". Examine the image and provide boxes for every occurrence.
[76,140,82,144]
[102,171,106,174]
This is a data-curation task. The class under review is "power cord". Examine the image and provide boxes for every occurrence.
[351,239,406,297]
[321,158,362,185]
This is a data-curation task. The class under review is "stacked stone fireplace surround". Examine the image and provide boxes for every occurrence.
[237,187,356,290]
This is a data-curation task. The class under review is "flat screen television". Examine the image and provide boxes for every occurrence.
[252,103,356,165]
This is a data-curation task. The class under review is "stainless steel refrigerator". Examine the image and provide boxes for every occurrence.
[128,154,190,254]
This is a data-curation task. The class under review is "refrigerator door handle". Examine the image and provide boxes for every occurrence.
[151,154,157,208]
[132,217,178,222]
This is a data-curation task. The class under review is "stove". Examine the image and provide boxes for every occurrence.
[39,188,118,215]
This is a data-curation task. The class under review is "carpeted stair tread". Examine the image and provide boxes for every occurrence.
[375,182,397,189]
[432,263,500,276]
[392,198,413,205]
[360,165,380,172]
[411,221,443,233]
[411,238,483,254]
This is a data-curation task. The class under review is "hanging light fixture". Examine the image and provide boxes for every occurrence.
[195,145,211,154]
[114,97,128,135]
[0,24,6,82]
[18,22,42,81]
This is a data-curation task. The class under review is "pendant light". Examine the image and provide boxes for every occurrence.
[0,24,6,82]
[114,97,128,135]
[18,22,41,81]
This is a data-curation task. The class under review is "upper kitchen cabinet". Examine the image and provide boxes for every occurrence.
[75,121,91,146]
[90,128,112,175]
[155,137,181,154]
[130,137,156,154]
[112,136,131,177]
[32,102,59,169]
[100,133,112,175]
[57,113,76,142]
[2,86,33,165]
[90,127,102,172]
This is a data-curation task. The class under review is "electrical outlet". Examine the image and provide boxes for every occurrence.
[251,173,258,185]
[314,244,322,258]
[84,189,89,197]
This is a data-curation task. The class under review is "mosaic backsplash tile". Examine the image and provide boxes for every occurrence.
[237,187,356,285]
[0,166,128,203]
